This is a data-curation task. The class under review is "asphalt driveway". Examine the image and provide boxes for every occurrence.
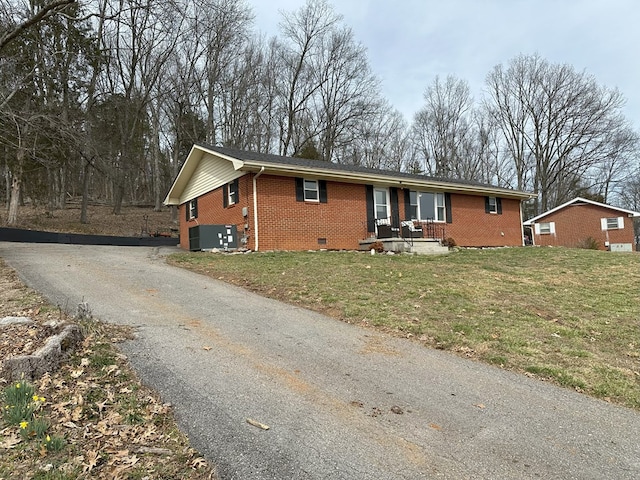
[1,242,638,479]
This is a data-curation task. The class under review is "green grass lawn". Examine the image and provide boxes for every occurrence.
[168,247,640,410]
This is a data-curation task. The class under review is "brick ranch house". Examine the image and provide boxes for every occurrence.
[164,144,536,252]
[523,197,640,252]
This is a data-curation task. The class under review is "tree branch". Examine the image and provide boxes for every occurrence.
[0,0,77,53]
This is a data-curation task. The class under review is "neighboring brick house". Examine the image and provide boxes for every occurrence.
[164,144,536,252]
[523,197,640,252]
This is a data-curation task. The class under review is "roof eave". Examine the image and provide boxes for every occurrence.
[523,196,640,223]
[163,146,245,206]
[239,161,535,200]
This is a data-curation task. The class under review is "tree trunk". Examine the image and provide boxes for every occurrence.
[112,175,124,215]
[58,167,66,209]
[47,167,56,212]
[7,148,24,225]
[80,160,90,224]
[151,105,163,212]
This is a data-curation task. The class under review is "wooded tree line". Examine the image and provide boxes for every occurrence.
[1,0,639,226]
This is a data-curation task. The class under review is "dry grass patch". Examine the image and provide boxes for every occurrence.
[169,247,640,410]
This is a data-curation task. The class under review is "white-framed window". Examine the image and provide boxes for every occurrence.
[296,178,327,203]
[224,178,239,208]
[228,180,238,205]
[188,198,197,220]
[411,191,446,222]
[304,179,319,202]
[535,222,555,235]
[435,193,446,221]
[488,196,497,213]
[409,191,418,220]
[601,217,624,230]
[374,188,389,221]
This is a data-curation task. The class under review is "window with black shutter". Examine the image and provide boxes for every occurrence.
[223,179,240,208]
[295,178,328,203]
[485,196,502,214]
[187,198,198,220]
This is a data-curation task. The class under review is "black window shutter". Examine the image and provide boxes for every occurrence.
[319,180,327,203]
[445,193,452,224]
[404,189,411,220]
[223,184,228,208]
[233,178,239,203]
[365,185,375,232]
[185,202,189,221]
[390,187,399,228]
[497,197,503,214]
[295,177,304,202]
[484,196,490,213]
[193,198,197,218]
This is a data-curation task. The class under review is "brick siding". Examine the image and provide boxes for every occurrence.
[180,173,525,250]
[530,203,636,251]
[445,194,524,247]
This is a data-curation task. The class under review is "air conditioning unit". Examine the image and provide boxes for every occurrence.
[188,225,238,251]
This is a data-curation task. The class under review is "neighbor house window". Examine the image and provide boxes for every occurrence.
[187,198,198,220]
[536,222,555,235]
[602,217,624,230]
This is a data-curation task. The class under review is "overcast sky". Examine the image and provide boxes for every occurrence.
[250,0,640,130]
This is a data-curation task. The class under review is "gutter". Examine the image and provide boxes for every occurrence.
[240,162,536,200]
[252,167,265,251]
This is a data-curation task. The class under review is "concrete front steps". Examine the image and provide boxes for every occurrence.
[359,237,449,255]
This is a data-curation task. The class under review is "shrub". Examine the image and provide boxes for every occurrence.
[370,241,384,253]
[442,237,457,248]
[577,237,600,250]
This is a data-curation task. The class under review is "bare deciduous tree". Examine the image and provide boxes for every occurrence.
[412,75,483,179]
[277,0,340,156]
[485,53,633,214]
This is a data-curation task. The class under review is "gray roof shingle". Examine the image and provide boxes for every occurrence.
[201,143,523,193]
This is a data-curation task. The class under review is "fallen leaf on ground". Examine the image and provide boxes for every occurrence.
[0,433,22,449]
[246,418,270,430]
[83,450,99,472]
[192,457,208,469]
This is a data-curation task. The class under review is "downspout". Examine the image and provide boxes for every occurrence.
[252,167,265,251]
[520,200,525,246]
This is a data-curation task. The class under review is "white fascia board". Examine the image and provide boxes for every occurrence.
[164,146,245,206]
